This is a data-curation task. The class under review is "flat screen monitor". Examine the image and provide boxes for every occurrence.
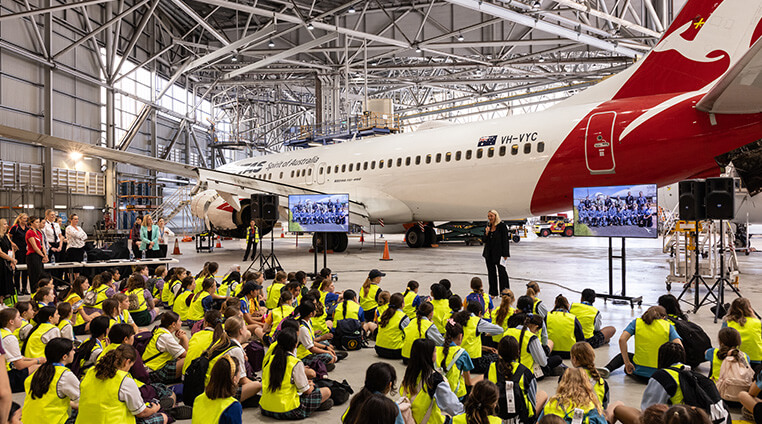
[573,184,658,238]
[288,194,349,233]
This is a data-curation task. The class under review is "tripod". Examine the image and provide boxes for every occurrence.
[676,221,718,312]
[700,220,742,322]
[244,229,282,274]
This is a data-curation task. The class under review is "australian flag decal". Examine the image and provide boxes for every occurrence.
[478,135,497,147]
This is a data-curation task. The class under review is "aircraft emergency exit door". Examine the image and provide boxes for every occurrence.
[585,112,617,174]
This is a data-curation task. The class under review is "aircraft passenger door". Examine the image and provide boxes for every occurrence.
[305,165,314,185]
[317,162,326,184]
[585,112,617,175]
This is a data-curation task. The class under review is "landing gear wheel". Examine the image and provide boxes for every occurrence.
[312,233,333,252]
[512,234,520,243]
[563,227,574,237]
[333,233,348,252]
[423,226,437,247]
[540,229,551,237]
[405,227,425,248]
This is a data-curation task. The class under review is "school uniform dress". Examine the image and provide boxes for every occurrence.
[1,327,29,392]
[260,352,324,420]
[77,367,164,424]
[143,328,185,384]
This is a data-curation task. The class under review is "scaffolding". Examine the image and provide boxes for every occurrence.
[284,112,402,148]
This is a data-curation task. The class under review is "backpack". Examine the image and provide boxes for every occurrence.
[334,318,363,350]
[668,318,712,368]
[495,364,535,424]
[666,367,731,424]
[716,354,754,401]
[183,344,233,405]
[83,290,99,307]
[133,330,155,355]
[314,378,354,405]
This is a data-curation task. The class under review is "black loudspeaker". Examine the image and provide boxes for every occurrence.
[679,180,706,221]
[260,194,279,221]
[250,194,279,222]
[705,177,735,220]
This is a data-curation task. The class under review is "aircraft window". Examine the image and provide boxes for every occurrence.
[436,153,442,163]
[356,162,360,170]
[280,172,283,179]
[387,159,393,167]
[319,167,324,175]
[308,168,312,176]
[268,173,272,179]
[524,143,531,154]
[342,164,346,172]
[379,160,384,169]
[466,150,472,160]
[537,142,545,153]
[476,148,483,159]
[499,146,506,156]
[363,162,368,170]
[291,170,295,178]
[511,144,519,155]
[415,155,421,165]
[334,165,339,173]
[445,152,452,162]
[406,157,411,166]
[349,164,353,172]
[426,155,432,164]
[370,161,375,170]
[397,158,402,167]
[455,151,462,161]
[488,148,494,158]
[326,167,331,174]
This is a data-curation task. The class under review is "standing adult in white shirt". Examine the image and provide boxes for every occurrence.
[156,218,174,258]
[42,209,63,263]
[66,214,87,277]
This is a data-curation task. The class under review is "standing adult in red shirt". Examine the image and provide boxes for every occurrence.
[25,216,47,288]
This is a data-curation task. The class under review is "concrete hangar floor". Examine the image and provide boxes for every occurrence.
[38,232,762,423]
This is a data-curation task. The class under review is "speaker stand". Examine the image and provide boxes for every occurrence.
[700,220,742,322]
[676,221,718,313]
[244,229,282,275]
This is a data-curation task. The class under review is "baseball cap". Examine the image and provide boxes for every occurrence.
[368,269,386,279]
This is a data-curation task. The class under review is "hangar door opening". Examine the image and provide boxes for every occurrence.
[585,111,617,175]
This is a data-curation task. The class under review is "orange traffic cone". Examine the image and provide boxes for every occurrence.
[281,227,285,238]
[172,238,181,255]
[215,236,222,248]
[380,241,392,261]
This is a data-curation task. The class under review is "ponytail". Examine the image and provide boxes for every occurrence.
[416,302,433,336]
[403,280,419,297]
[361,277,372,297]
[29,338,72,399]
[570,342,602,383]
[441,321,463,370]
[379,293,404,328]
[209,316,244,357]
[269,330,298,392]
[464,380,499,424]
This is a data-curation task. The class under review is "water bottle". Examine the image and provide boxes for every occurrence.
[142,249,146,259]
[49,251,55,264]
[129,250,134,261]
[83,251,88,263]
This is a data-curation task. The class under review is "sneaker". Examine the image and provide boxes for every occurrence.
[169,405,193,420]
[335,351,348,360]
[597,367,611,379]
[317,398,334,411]
[159,396,175,411]
[326,363,336,372]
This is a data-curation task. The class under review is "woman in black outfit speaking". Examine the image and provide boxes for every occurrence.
[483,209,510,296]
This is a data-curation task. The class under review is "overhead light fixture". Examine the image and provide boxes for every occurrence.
[231,55,237,62]
[538,57,545,62]
[69,151,83,161]
[307,22,314,30]
[457,34,464,42]
[82,206,95,210]
[54,205,67,210]
[268,39,275,48]
[533,0,541,7]
[415,45,422,53]
[348,5,356,13]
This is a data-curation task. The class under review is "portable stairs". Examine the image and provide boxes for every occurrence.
[150,186,203,235]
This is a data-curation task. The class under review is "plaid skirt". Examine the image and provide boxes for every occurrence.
[586,330,606,349]
[148,359,177,384]
[260,389,324,420]
[137,413,166,424]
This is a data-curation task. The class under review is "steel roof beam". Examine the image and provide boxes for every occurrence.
[0,0,114,21]
[550,0,661,37]
[443,0,641,58]
[168,0,231,46]
[224,33,337,79]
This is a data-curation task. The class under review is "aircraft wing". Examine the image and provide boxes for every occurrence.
[0,124,371,226]
[696,38,762,114]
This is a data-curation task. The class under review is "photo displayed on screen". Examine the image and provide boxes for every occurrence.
[288,194,349,233]
[573,184,658,238]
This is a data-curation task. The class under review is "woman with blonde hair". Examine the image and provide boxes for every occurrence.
[359,269,384,323]
[723,297,762,367]
[483,209,510,297]
[9,213,29,295]
[492,289,516,342]
[139,214,161,259]
[0,219,17,302]
[538,368,607,424]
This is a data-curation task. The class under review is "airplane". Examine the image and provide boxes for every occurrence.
[2,0,762,253]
